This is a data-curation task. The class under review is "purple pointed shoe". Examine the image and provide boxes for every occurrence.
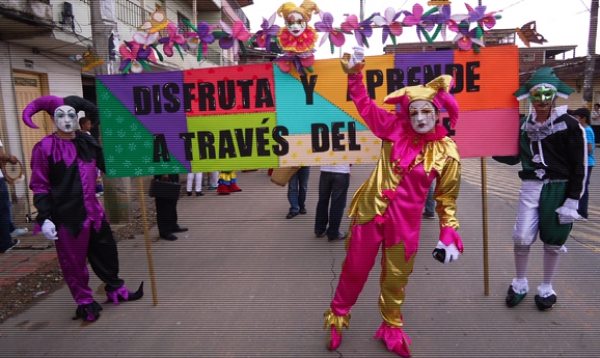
[105,282,144,305]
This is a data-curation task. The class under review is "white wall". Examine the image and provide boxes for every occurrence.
[50,0,93,39]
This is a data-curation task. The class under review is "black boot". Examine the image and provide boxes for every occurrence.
[105,282,144,304]
[73,301,103,322]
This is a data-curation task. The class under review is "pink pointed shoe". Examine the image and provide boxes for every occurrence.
[323,309,350,351]
[327,325,343,350]
[374,322,412,357]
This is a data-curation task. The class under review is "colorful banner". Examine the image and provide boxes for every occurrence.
[97,46,519,178]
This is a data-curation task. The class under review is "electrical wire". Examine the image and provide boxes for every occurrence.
[500,0,529,11]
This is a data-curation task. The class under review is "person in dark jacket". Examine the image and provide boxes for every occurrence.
[154,174,187,241]
[494,67,587,311]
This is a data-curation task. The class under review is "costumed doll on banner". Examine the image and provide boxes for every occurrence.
[275,0,320,73]
[322,47,463,357]
[217,171,243,195]
[493,67,587,311]
[23,95,143,322]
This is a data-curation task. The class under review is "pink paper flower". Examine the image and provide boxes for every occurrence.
[159,22,185,58]
[218,20,251,56]
[314,12,346,49]
[341,14,373,47]
[372,7,403,44]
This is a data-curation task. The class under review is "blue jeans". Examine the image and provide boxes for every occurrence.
[0,179,13,251]
[424,185,435,215]
[287,166,310,213]
[578,166,592,219]
[314,171,350,238]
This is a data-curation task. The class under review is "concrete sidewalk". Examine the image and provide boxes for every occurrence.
[0,164,598,357]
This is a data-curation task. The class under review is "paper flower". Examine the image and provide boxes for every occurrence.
[426,5,451,41]
[218,20,251,57]
[340,14,373,48]
[132,32,159,60]
[158,22,185,58]
[452,22,484,51]
[184,21,216,61]
[314,12,346,52]
[403,3,435,42]
[119,42,143,73]
[255,13,280,50]
[372,7,403,45]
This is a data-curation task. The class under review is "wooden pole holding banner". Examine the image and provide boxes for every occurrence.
[481,157,490,296]
[137,177,158,306]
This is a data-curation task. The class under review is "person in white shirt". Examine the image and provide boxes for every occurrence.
[314,164,350,242]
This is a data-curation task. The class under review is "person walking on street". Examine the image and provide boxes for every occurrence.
[23,95,143,322]
[314,164,350,241]
[286,166,310,219]
[494,67,587,312]
[154,174,188,240]
[571,107,595,219]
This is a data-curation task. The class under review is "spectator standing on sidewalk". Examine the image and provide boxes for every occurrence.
[78,117,104,197]
[23,95,143,321]
[571,107,595,219]
[314,164,350,241]
[591,103,600,144]
[494,67,586,312]
[154,174,188,240]
[204,171,219,190]
[186,172,205,197]
[286,166,310,219]
[0,140,21,253]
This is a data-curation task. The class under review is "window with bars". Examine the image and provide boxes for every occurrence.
[177,11,191,32]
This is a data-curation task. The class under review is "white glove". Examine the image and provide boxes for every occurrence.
[555,198,585,224]
[349,46,365,68]
[432,240,459,264]
[41,219,58,241]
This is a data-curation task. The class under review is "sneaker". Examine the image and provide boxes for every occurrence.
[505,285,527,307]
[422,212,435,219]
[196,192,205,196]
[534,294,557,311]
[187,191,192,196]
[299,207,307,214]
[1,239,20,253]
[10,228,28,238]
[208,186,217,190]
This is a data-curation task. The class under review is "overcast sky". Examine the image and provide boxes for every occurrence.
[242,0,597,59]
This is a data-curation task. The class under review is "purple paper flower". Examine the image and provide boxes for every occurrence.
[218,20,251,56]
[340,14,373,47]
[255,13,280,49]
[403,3,435,42]
[452,22,484,51]
[158,22,185,57]
[372,7,403,44]
[314,12,346,48]
[185,21,216,52]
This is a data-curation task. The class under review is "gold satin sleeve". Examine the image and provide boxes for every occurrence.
[348,137,461,226]
[433,146,461,231]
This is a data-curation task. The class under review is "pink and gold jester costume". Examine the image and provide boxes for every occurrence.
[323,63,463,357]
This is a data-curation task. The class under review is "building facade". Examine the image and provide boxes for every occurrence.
[0,0,254,220]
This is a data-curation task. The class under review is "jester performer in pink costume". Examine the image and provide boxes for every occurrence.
[322,47,463,357]
[23,95,143,322]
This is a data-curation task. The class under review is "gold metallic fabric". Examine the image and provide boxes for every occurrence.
[384,75,453,104]
[348,137,461,227]
[378,243,416,327]
[323,309,351,334]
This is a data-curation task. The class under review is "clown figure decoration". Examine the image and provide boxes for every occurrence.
[322,47,463,357]
[276,0,320,73]
[494,67,587,311]
[23,95,143,322]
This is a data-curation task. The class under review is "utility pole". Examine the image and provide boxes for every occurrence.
[90,0,132,223]
[583,0,599,107]
[359,0,364,21]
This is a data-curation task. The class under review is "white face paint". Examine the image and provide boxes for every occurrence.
[409,100,438,134]
[54,105,78,133]
[286,12,307,37]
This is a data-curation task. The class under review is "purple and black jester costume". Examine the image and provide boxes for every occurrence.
[23,95,143,322]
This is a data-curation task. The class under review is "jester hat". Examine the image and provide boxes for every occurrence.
[383,75,459,129]
[22,95,99,129]
[513,67,574,101]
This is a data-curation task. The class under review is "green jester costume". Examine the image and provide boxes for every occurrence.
[494,67,587,311]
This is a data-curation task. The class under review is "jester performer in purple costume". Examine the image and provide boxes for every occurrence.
[23,95,143,322]
[322,47,463,357]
